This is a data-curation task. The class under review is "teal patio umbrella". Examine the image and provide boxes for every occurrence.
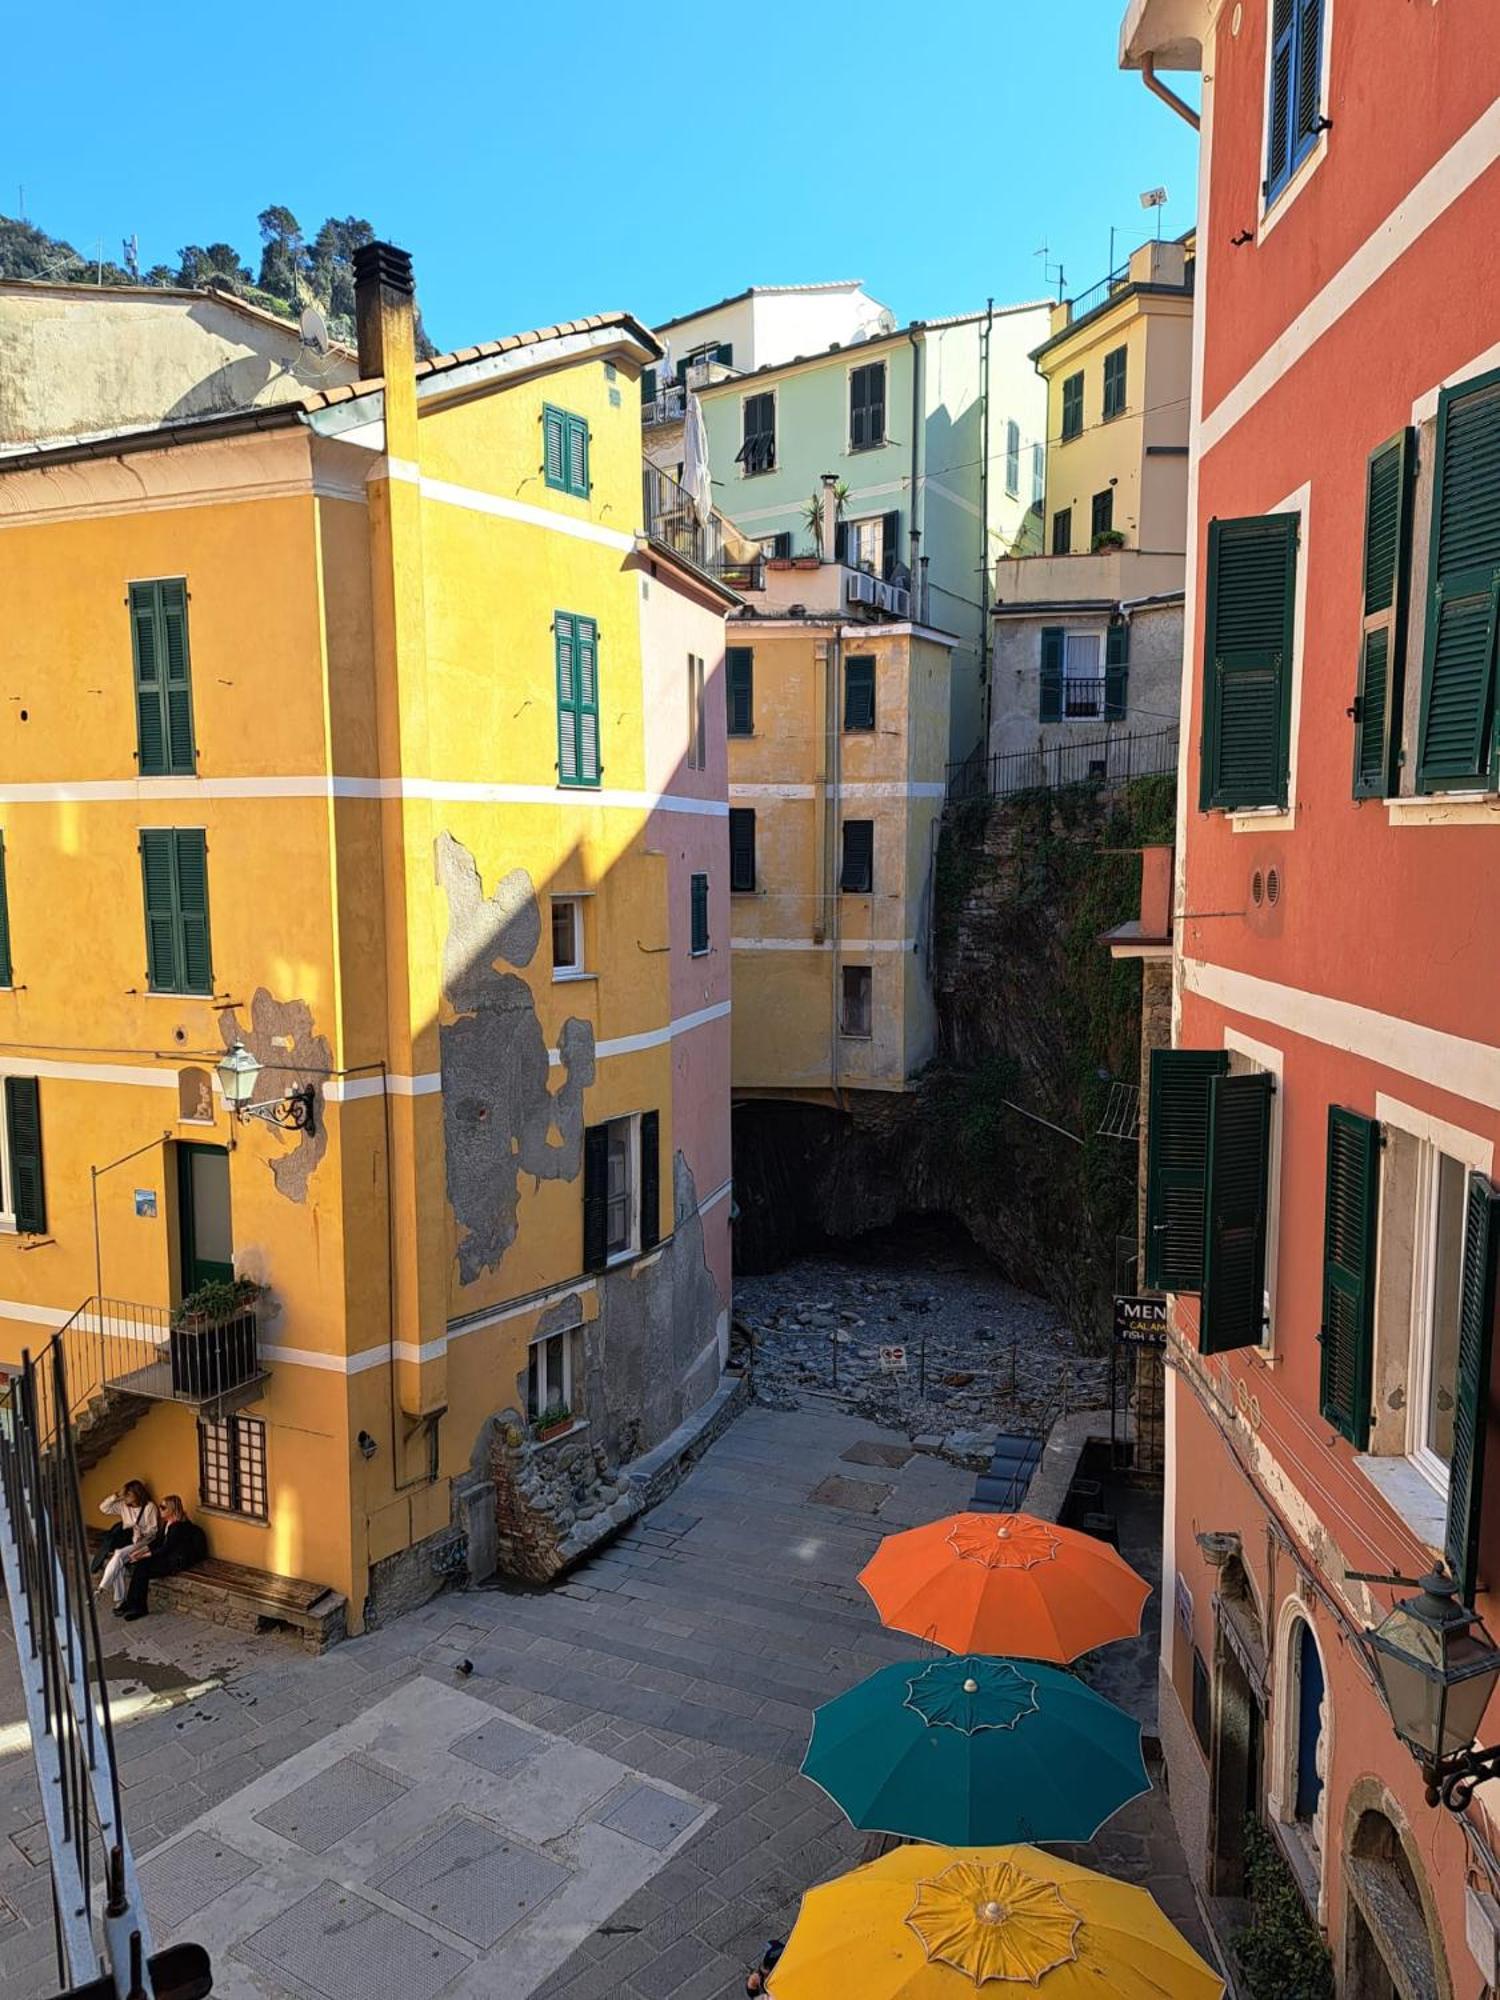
[803,1654,1149,1847]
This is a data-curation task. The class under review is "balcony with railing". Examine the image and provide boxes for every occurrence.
[642,355,741,428]
[642,463,765,590]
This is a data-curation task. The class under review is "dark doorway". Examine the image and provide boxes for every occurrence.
[178,1143,232,1292]
[1346,1809,1443,2000]
[1210,1570,1265,1897]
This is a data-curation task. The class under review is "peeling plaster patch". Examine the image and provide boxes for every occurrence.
[218,991,329,1202]
[437,837,595,1286]
[589,1152,724,1462]
[437,834,540,1007]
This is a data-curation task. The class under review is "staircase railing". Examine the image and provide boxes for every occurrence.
[32,1293,264,1445]
[0,1337,211,1997]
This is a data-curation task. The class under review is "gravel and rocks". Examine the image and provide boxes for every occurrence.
[733,1225,1110,1469]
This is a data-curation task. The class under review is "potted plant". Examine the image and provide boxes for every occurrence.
[170,1275,263,1398]
[534,1402,574,1443]
[1091,527,1127,551]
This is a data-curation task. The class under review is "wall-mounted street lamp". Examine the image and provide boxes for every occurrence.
[215,1044,317,1137]
[1358,1568,1500,1811]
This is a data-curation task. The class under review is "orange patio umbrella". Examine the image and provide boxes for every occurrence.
[858,1511,1150,1662]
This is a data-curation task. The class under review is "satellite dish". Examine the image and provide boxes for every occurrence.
[299,305,331,356]
[875,307,898,334]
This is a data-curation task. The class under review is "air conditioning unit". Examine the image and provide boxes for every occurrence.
[847,571,877,606]
[873,580,911,617]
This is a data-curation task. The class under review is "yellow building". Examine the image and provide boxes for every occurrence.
[727,484,953,1101]
[987,233,1194,769]
[0,245,734,1633]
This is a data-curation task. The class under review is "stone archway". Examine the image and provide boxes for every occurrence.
[1342,1785,1451,2000]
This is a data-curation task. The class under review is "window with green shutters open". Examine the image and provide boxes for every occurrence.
[729,808,756,893]
[690,872,710,956]
[131,579,196,776]
[1061,373,1083,443]
[1265,0,1326,208]
[1319,1109,1381,1447]
[555,613,600,786]
[0,832,11,988]
[738,392,776,475]
[1200,513,1298,811]
[0,1076,46,1235]
[1145,1048,1227,1294]
[1445,1174,1500,1599]
[140,829,212,995]
[1352,431,1415,798]
[1415,369,1500,795]
[542,405,590,498]
[726,647,754,736]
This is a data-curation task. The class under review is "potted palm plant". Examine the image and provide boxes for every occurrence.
[170,1275,263,1397]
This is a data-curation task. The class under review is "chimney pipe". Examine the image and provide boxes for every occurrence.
[819,471,840,564]
[353,240,418,461]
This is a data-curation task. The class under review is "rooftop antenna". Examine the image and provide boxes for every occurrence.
[1140,186,1169,240]
[1033,242,1066,304]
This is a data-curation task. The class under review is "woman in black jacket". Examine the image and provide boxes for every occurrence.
[119,1495,207,1620]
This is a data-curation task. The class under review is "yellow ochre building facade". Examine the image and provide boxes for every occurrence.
[0,245,734,1633]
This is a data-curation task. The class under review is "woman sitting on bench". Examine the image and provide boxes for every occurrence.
[119,1495,207,1621]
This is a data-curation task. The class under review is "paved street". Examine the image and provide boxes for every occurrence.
[0,1408,1211,1998]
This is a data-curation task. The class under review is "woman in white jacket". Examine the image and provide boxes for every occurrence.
[95,1482,159,1606]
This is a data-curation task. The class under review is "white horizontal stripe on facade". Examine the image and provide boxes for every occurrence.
[731,937,915,953]
[1181,957,1500,1112]
[323,1072,443,1103]
[0,776,727,816]
[419,475,636,553]
[728,782,945,801]
[1200,94,1500,456]
[546,998,732,1069]
[1,1056,173,1091]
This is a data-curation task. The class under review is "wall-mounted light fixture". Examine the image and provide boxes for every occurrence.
[357,1431,378,1461]
[1357,1568,1500,1810]
[216,1044,317,1136]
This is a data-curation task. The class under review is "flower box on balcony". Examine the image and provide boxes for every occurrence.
[170,1278,262,1399]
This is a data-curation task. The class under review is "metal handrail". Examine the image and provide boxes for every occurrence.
[946,726,1180,803]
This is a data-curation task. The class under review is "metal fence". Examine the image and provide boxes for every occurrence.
[642,464,765,590]
[0,1339,212,1997]
[29,1293,266,1443]
[946,726,1179,804]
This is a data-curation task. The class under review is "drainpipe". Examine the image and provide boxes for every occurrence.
[1141,53,1201,131]
[978,298,994,743]
[907,327,924,622]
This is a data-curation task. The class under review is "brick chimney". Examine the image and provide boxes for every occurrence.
[353,241,418,461]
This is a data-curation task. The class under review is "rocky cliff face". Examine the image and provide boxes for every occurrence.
[732,777,1175,1344]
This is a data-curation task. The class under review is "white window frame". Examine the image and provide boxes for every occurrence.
[1061,629,1104,722]
[0,1086,15,1234]
[1406,1142,1468,1498]
[1257,0,1335,243]
[604,1114,639,1264]
[527,1326,576,1422]
[550,896,589,981]
[845,514,885,576]
[840,964,873,1039]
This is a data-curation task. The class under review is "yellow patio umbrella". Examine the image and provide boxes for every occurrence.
[769,1844,1223,1999]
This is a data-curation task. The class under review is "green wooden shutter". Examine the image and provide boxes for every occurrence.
[555,614,579,782]
[0,832,11,987]
[840,820,874,893]
[543,406,567,489]
[576,617,600,783]
[141,828,181,990]
[690,873,709,954]
[729,808,756,892]
[566,413,590,497]
[131,582,168,774]
[641,367,657,406]
[1105,620,1130,720]
[1200,513,1298,810]
[844,657,876,731]
[1416,371,1500,793]
[639,1110,661,1252]
[582,1123,610,1273]
[1353,431,1415,798]
[727,648,754,735]
[1445,1174,1500,1599]
[4,1077,44,1236]
[174,830,213,994]
[1145,1048,1229,1291]
[158,580,196,774]
[880,510,902,581]
[1040,628,1065,722]
[1318,1108,1381,1444]
[1200,1071,1274,1354]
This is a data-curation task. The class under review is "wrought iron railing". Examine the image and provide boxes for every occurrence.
[32,1293,266,1444]
[642,464,765,589]
[946,726,1180,803]
[0,1340,212,1997]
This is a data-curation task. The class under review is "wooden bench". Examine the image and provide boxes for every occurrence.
[88,1532,346,1654]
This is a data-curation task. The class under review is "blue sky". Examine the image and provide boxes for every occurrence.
[7,0,1199,350]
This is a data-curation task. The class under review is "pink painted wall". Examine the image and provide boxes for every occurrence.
[639,557,732,1310]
